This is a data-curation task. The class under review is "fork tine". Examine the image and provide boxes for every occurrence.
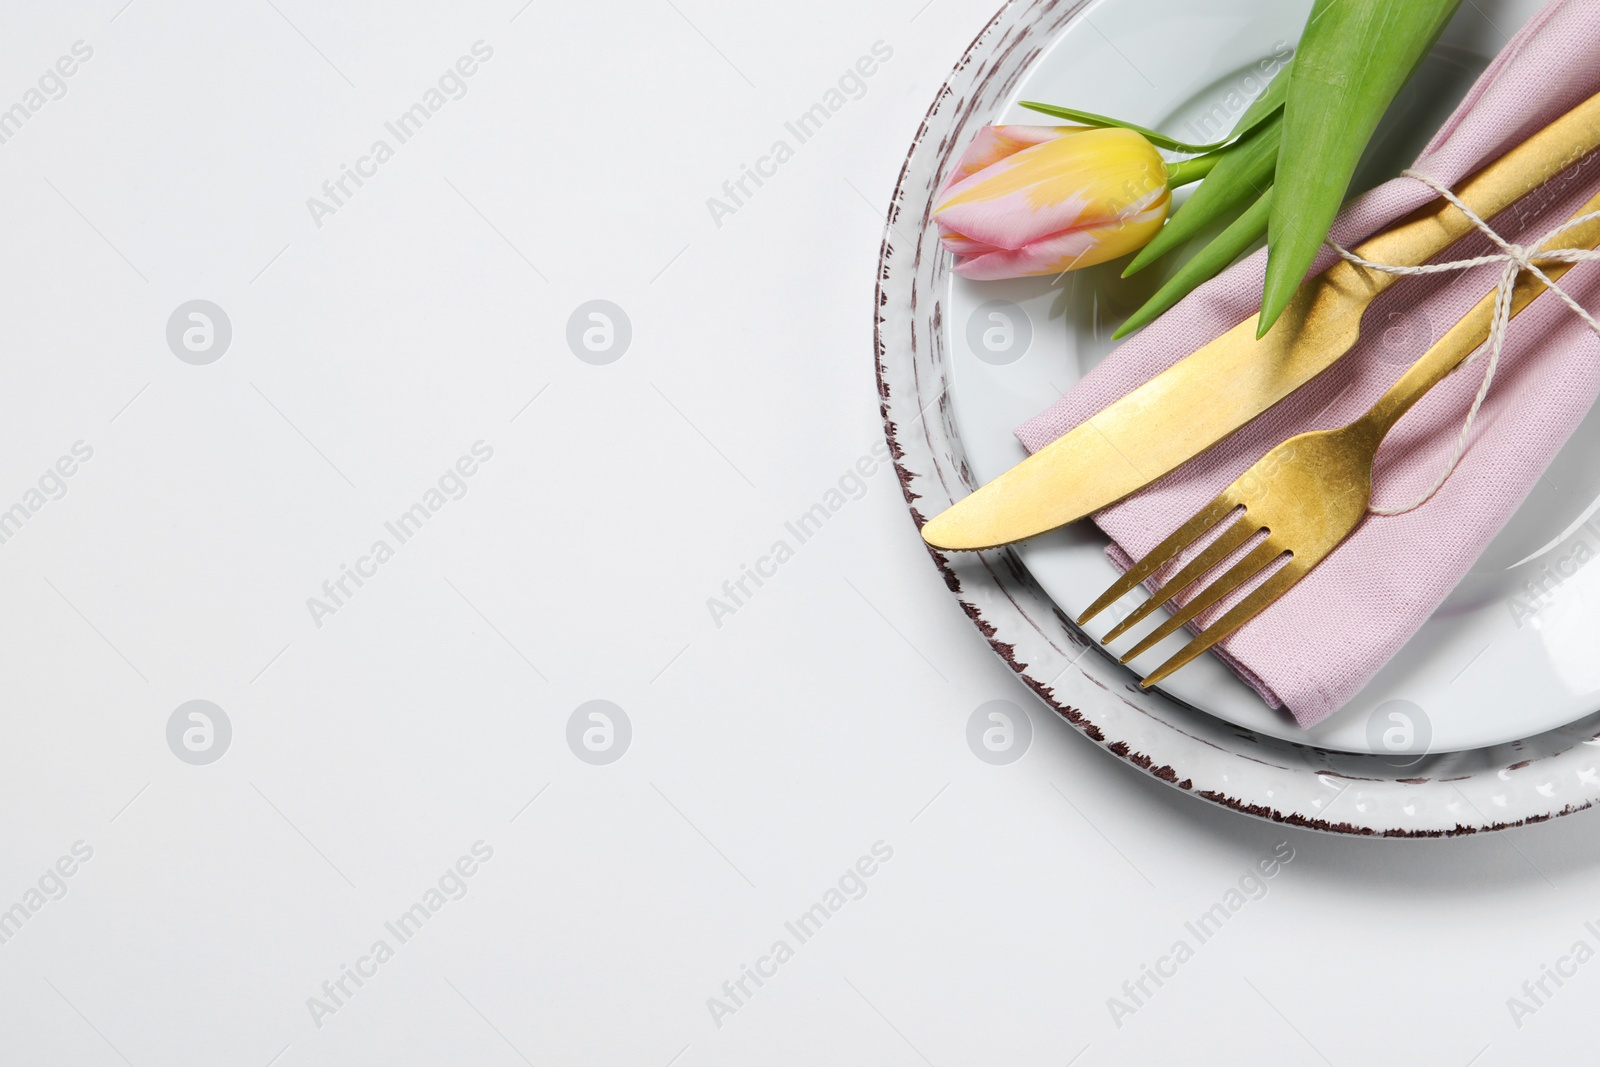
[1076,494,1242,627]
[1138,557,1311,688]
[1118,539,1286,664]
[1101,515,1258,645]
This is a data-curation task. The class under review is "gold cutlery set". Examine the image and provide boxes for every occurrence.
[922,88,1600,686]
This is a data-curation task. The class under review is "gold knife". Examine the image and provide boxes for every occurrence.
[922,87,1600,552]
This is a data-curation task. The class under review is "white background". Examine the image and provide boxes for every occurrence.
[0,1,1597,1065]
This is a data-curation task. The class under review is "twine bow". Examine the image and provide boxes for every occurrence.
[1327,168,1600,515]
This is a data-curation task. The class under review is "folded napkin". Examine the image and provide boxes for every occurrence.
[1014,0,1600,728]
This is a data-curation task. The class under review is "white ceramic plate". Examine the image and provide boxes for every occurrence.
[878,0,1600,834]
[940,0,1584,754]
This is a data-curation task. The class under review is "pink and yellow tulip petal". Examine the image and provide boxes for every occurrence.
[934,124,1171,278]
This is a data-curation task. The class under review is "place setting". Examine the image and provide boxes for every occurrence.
[877,0,1600,833]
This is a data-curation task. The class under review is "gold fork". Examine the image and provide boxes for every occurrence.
[1079,192,1600,689]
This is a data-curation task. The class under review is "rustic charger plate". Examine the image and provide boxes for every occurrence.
[939,0,1600,756]
[876,0,1600,833]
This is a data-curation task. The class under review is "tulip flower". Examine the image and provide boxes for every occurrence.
[933,124,1174,280]
[1004,0,1463,337]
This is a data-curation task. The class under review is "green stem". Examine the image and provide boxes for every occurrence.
[1165,152,1223,188]
[1127,111,1284,276]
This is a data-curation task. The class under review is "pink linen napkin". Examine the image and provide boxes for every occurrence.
[1013,0,1600,728]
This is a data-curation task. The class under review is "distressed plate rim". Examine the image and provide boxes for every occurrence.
[874,0,1600,836]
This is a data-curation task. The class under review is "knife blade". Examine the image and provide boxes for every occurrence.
[921,86,1600,552]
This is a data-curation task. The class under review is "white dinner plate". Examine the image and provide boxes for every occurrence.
[941,0,1581,754]
[879,0,1600,833]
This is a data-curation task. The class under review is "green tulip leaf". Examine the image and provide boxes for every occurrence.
[1229,53,1293,140]
[1016,102,1251,155]
[1114,186,1273,340]
[1258,0,1462,336]
[1019,53,1292,156]
[1125,109,1282,276]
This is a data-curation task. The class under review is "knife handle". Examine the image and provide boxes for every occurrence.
[1335,88,1600,299]
[1359,188,1600,442]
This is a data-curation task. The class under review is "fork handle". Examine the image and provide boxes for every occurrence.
[1354,189,1600,443]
